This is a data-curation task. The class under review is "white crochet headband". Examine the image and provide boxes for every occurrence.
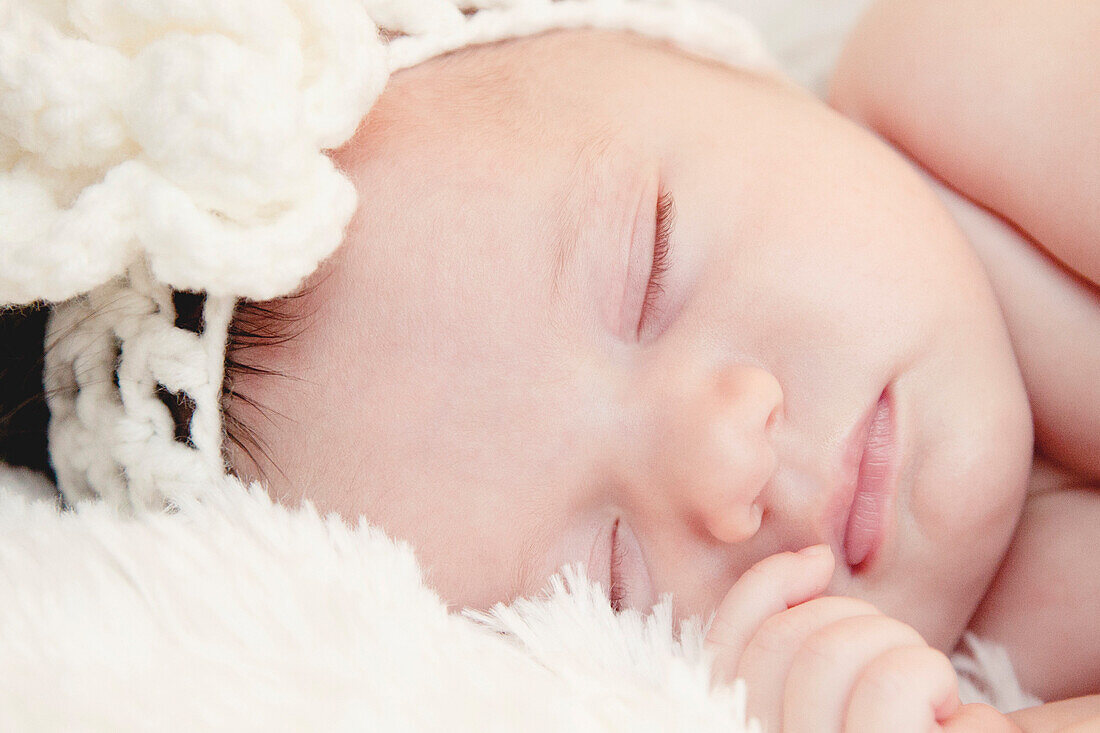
[1,0,773,510]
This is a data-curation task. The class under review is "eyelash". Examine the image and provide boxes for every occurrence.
[638,190,675,337]
[609,517,628,612]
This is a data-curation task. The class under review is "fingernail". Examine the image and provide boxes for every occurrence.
[799,544,830,558]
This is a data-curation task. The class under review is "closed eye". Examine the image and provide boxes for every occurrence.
[608,517,628,612]
[637,190,675,339]
[605,516,654,613]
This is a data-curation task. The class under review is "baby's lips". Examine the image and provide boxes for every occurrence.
[705,547,835,679]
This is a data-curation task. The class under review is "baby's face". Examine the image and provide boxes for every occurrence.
[229,31,1033,651]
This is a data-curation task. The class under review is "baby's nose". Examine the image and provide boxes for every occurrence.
[651,361,783,545]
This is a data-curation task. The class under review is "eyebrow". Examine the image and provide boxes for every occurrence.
[548,126,618,303]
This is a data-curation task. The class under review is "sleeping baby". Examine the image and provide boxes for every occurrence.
[142,0,1098,730]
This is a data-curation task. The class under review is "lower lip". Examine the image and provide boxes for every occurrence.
[844,388,898,572]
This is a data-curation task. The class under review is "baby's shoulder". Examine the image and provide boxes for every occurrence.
[964,455,1100,702]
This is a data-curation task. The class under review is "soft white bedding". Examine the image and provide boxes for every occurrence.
[0,470,756,731]
[0,465,1037,731]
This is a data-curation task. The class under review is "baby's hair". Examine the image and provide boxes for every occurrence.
[222,283,320,483]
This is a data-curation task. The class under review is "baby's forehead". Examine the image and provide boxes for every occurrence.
[336,28,731,167]
[340,34,561,158]
[327,40,643,273]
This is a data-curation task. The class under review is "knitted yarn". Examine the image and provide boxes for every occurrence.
[0,0,773,508]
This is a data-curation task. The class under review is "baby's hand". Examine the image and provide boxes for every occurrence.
[705,547,1019,732]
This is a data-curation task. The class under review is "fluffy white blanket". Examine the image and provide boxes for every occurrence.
[0,465,1037,731]
[0,468,753,731]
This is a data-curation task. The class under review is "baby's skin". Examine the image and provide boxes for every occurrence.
[224,1,1099,729]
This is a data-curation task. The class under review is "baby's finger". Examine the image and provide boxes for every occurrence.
[843,645,960,733]
[736,596,881,732]
[704,546,834,683]
[941,703,1022,733]
[782,615,927,733]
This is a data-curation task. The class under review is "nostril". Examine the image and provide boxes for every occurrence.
[760,368,784,429]
[765,399,783,433]
[750,501,763,528]
[705,498,766,546]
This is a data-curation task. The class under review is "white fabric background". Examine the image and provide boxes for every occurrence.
[713,0,876,95]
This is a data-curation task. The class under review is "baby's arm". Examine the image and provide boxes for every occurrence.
[828,0,1100,482]
[967,486,1100,701]
[829,0,1099,286]
[705,549,1014,731]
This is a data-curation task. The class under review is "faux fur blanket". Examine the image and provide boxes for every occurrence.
[0,465,1038,731]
